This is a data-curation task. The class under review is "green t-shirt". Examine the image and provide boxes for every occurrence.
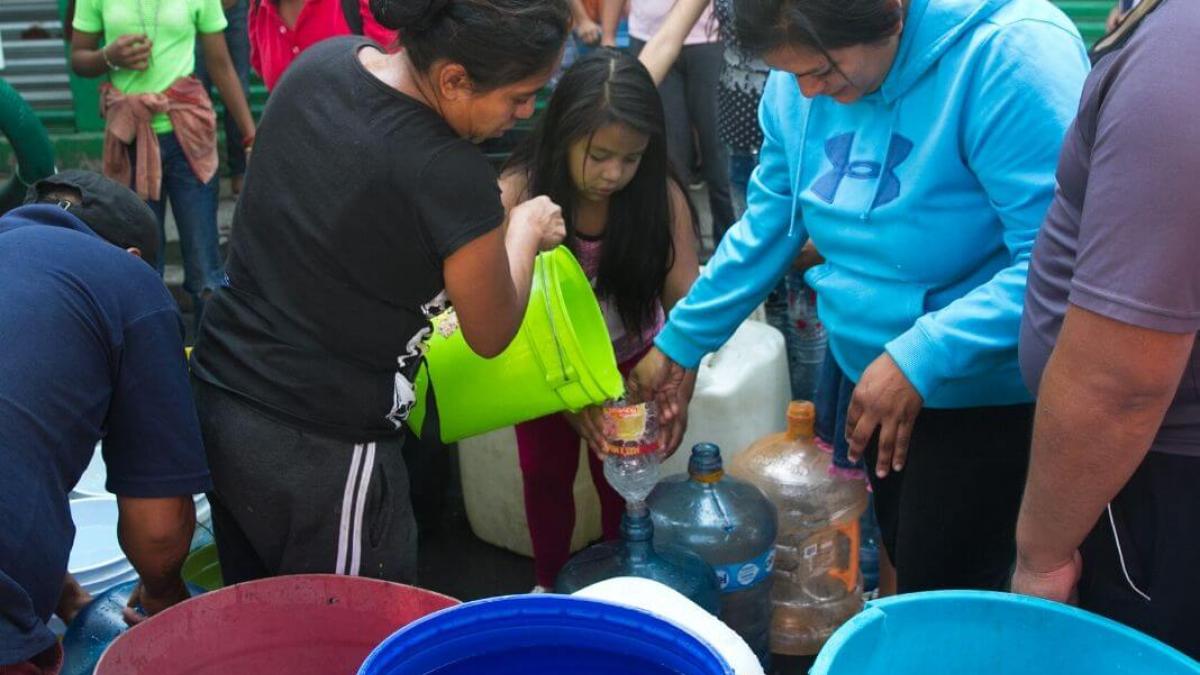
[74,0,228,133]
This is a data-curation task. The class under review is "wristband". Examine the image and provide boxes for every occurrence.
[102,45,120,72]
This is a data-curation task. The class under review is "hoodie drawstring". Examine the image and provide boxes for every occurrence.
[863,102,900,222]
[787,102,814,239]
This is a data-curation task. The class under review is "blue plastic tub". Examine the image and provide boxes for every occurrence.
[812,590,1199,674]
[359,594,732,675]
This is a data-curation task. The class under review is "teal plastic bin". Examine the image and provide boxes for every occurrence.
[813,590,1198,674]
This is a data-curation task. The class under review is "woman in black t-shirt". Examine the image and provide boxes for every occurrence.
[190,0,571,585]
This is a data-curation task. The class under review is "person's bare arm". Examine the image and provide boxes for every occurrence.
[444,197,564,358]
[636,0,709,85]
[199,32,255,142]
[600,0,625,46]
[1012,305,1193,600]
[71,29,151,77]
[498,170,529,213]
[570,0,602,45]
[117,496,194,622]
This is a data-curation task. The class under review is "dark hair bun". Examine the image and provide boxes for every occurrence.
[370,0,452,33]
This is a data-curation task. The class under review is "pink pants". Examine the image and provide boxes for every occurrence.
[515,350,645,588]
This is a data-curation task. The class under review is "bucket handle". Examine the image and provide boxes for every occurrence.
[534,254,577,388]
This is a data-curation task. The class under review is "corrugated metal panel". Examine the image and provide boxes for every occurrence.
[0,0,72,130]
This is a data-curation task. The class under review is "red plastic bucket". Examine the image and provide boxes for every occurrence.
[95,574,458,675]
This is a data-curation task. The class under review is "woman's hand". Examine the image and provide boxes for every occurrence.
[660,369,696,458]
[510,195,566,251]
[628,347,694,426]
[845,353,923,479]
[105,34,153,71]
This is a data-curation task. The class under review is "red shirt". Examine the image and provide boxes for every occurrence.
[249,0,398,90]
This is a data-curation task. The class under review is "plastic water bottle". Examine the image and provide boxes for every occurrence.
[648,443,778,667]
[555,507,721,614]
[600,400,662,508]
[728,401,867,660]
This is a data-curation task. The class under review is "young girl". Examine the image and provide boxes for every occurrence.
[500,48,700,591]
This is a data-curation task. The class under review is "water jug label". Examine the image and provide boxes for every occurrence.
[601,402,661,456]
[714,547,775,593]
[800,520,861,592]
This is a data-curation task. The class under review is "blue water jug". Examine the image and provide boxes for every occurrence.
[62,580,205,675]
[648,443,778,666]
[556,508,720,614]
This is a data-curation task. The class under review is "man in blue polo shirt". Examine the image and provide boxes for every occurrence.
[0,171,210,672]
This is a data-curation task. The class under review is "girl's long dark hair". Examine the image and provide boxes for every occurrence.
[505,49,695,337]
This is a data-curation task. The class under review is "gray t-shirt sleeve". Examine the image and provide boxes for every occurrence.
[1069,41,1200,334]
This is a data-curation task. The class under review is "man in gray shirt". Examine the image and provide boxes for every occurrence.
[1012,0,1199,659]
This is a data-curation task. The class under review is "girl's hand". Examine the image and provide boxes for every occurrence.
[565,407,607,458]
[105,34,152,71]
[510,195,566,251]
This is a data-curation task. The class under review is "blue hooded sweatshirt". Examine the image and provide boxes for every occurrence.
[655,0,1089,408]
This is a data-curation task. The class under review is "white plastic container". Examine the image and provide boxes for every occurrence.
[458,428,602,557]
[660,319,791,477]
[459,319,790,557]
[574,577,765,675]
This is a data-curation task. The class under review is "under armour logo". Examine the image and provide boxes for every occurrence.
[810,132,913,208]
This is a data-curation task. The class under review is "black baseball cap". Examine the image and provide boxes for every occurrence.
[25,170,160,268]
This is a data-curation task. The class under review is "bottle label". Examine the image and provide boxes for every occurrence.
[799,520,861,592]
[713,547,775,593]
[601,402,661,456]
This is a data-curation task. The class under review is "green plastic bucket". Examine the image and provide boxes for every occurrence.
[408,247,624,442]
[182,543,224,592]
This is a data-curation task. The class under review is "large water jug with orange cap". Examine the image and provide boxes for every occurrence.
[728,401,867,660]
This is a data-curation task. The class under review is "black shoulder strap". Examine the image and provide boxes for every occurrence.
[342,0,365,36]
[1090,0,1164,64]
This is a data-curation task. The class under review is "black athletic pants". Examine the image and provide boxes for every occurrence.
[193,379,418,585]
[863,404,1034,593]
[1078,451,1200,660]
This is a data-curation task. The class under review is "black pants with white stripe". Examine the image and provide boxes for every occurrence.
[1078,451,1200,660]
[193,379,417,585]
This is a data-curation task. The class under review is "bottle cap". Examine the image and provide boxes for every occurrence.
[786,401,816,439]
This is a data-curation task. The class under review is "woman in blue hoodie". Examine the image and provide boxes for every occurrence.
[632,0,1089,593]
